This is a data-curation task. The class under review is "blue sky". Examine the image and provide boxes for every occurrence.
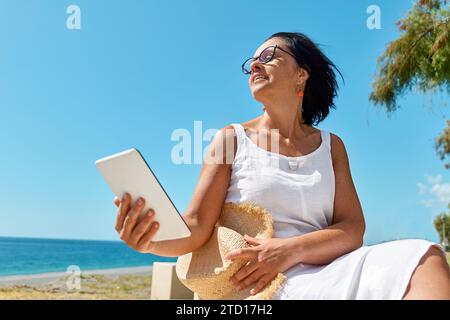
[0,0,448,245]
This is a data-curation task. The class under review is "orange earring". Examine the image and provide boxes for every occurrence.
[297,91,304,97]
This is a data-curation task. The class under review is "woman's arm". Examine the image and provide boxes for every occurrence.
[285,133,366,265]
[115,125,238,257]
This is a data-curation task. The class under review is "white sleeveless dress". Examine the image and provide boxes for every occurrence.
[224,123,446,300]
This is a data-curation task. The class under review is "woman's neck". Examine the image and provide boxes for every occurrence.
[258,104,307,141]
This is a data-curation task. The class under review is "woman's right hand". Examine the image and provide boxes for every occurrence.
[113,192,160,253]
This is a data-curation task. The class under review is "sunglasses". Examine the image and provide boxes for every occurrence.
[241,44,310,75]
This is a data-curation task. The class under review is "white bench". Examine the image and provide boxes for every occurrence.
[150,262,196,300]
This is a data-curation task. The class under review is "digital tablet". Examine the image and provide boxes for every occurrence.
[95,148,191,242]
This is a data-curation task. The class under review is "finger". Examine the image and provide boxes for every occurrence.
[119,216,132,241]
[136,221,160,251]
[250,273,274,295]
[120,197,145,240]
[237,269,266,291]
[225,248,255,261]
[128,196,145,225]
[113,197,121,208]
[129,209,155,246]
[115,192,129,232]
[244,234,263,246]
[229,260,258,285]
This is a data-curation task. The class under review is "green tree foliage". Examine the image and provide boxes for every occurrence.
[370,0,450,169]
[435,119,450,168]
[369,0,450,113]
[434,203,450,250]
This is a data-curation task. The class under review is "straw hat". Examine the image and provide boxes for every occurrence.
[176,201,286,300]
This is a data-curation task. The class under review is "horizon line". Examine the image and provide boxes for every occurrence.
[0,235,120,243]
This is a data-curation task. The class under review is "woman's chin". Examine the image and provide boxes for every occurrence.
[250,86,269,99]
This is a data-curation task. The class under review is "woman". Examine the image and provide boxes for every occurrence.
[113,32,450,299]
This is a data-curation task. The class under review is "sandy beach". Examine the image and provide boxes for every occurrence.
[0,266,153,300]
[1,254,448,300]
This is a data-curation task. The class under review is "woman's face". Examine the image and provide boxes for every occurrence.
[248,37,307,103]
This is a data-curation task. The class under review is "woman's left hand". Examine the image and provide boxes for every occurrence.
[225,235,297,295]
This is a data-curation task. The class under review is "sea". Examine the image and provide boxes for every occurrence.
[0,236,176,277]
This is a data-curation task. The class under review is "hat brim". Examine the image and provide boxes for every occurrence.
[205,273,286,300]
[176,202,286,300]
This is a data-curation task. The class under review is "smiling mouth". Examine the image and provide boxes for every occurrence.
[254,76,268,82]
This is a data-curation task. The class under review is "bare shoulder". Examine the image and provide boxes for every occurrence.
[216,124,238,148]
[205,124,238,165]
[329,132,351,171]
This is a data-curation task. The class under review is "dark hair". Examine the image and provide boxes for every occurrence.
[266,32,344,126]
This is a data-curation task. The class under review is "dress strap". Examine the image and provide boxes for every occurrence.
[230,123,247,163]
[231,123,246,144]
[321,130,331,153]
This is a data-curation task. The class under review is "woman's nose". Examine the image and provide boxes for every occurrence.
[250,59,262,73]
